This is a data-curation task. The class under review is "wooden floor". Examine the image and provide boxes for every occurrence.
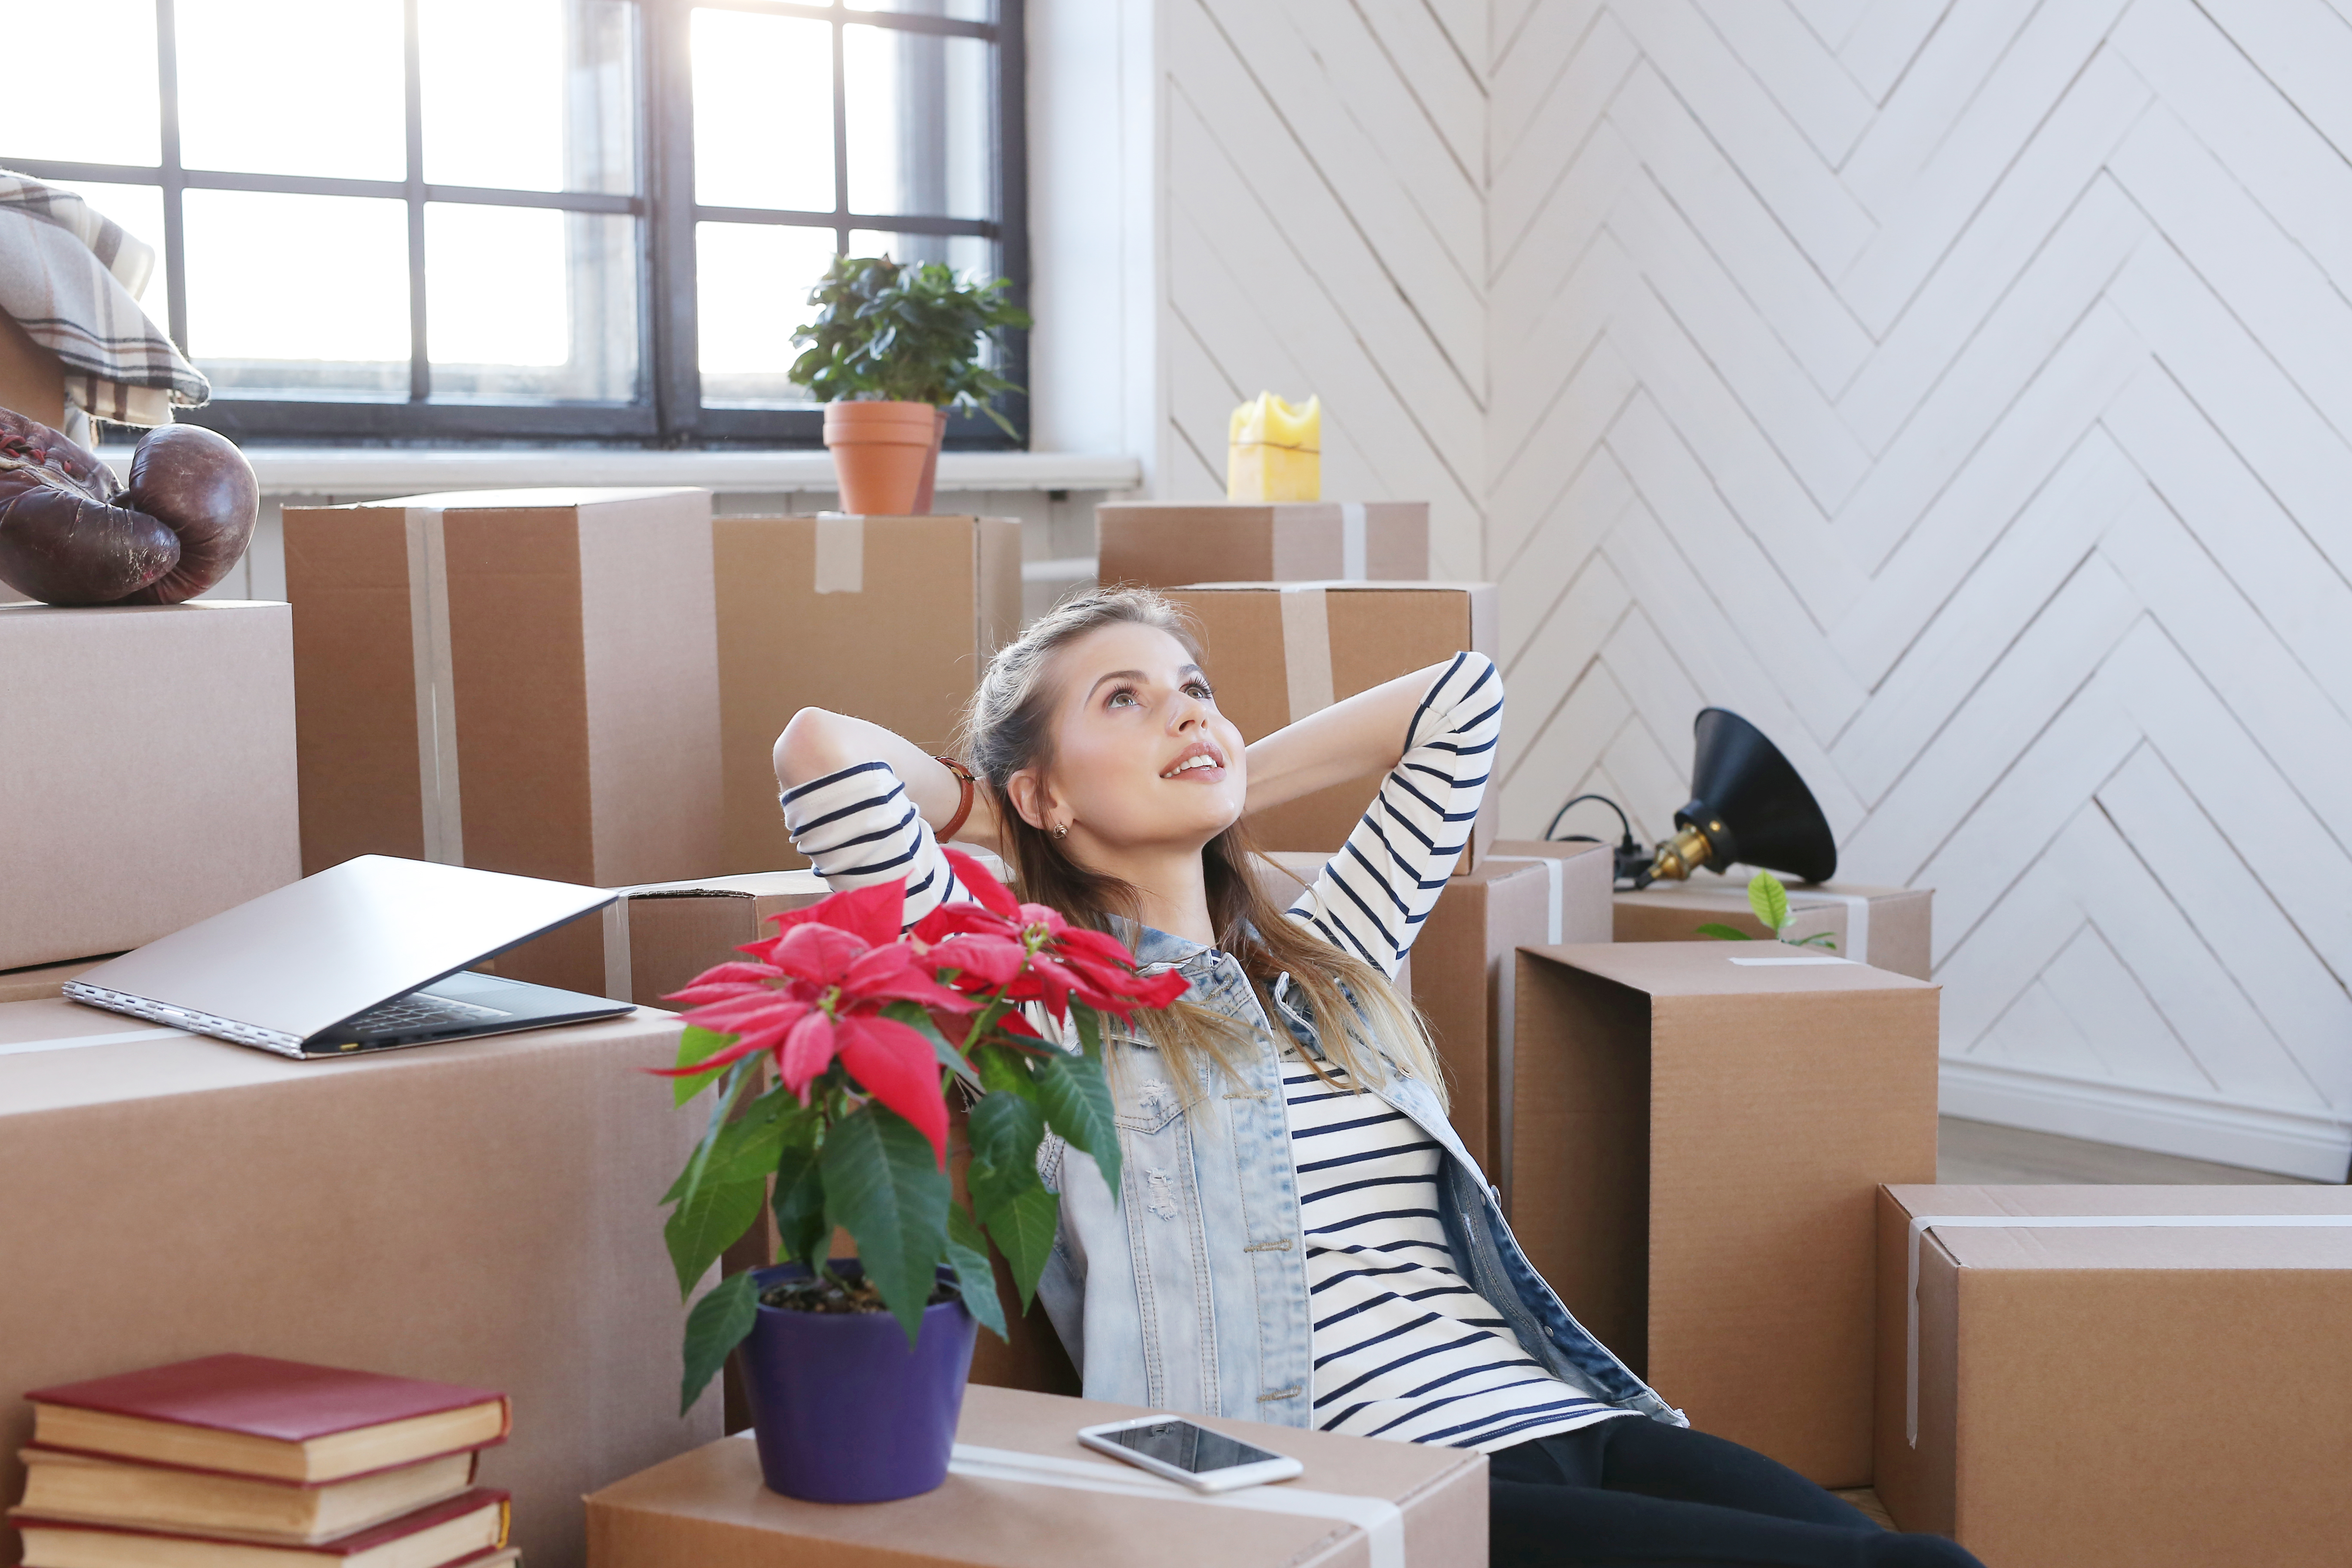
[1936,1116,2318,1185]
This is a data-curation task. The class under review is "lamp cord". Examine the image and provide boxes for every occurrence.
[1545,792,1653,891]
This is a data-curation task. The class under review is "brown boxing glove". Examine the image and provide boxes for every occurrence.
[0,408,257,606]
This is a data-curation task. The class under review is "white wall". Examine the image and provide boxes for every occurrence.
[1124,0,2352,1179]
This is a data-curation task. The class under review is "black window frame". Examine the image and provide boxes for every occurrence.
[1,0,1029,450]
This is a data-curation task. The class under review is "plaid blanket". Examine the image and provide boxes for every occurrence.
[0,172,208,438]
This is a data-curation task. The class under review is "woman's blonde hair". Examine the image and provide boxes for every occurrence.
[952,586,1445,1106]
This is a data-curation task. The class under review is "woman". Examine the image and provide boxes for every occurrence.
[775,588,1978,1568]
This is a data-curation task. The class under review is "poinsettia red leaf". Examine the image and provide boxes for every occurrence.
[769,920,868,985]
[834,1014,952,1167]
[943,848,1022,921]
[846,963,983,1013]
[669,959,784,992]
[1131,969,1191,1009]
[1052,927,1136,967]
[646,1026,774,1077]
[1024,956,1078,1021]
[818,879,907,949]
[1017,903,1069,936]
[675,992,812,1038]
[777,1009,840,1097]
[927,933,1027,988]
[661,978,781,1008]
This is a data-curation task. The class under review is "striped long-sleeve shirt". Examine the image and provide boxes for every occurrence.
[781,651,1620,1449]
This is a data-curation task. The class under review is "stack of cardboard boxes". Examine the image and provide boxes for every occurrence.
[11,483,2346,1568]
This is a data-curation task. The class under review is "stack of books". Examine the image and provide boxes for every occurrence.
[10,1355,518,1568]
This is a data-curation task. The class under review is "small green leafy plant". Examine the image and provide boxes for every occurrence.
[651,849,1184,1414]
[1695,869,1837,950]
[788,254,1032,435]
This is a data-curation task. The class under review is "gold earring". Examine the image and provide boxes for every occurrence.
[1051,821,1070,840]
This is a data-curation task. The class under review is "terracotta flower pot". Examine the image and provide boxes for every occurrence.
[823,401,936,515]
[910,406,950,515]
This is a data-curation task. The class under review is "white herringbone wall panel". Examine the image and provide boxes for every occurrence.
[1157,0,1490,579]
[1485,0,2352,1178]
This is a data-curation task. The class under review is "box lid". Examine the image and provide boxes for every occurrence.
[1886,1184,2352,1271]
[585,1384,1482,1568]
[1522,941,1932,998]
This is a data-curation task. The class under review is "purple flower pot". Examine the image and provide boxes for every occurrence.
[738,1260,978,1504]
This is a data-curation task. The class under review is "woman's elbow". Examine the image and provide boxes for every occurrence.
[773,707,850,787]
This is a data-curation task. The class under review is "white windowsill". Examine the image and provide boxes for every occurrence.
[93,445,1143,497]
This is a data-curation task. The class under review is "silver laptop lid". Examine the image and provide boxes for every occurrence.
[69,855,613,1044]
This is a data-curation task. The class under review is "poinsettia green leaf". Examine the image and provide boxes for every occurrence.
[679,1270,758,1417]
[945,1202,1009,1343]
[967,1090,1057,1307]
[670,1025,737,1107]
[1747,870,1792,934]
[664,1088,798,1204]
[821,1102,949,1343]
[771,1117,829,1268]
[974,1042,1039,1101]
[664,1174,766,1298]
[1694,922,1754,942]
[978,1180,1059,1311]
[1035,1048,1122,1196]
[1073,1004,1106,1063]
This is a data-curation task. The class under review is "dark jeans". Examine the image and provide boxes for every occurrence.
[1489,1418,1984,1568]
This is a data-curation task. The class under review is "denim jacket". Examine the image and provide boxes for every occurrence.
[1035,924,1685,1432]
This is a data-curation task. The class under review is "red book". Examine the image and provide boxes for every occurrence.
[25,1357,510,1484]
[12,1486,509,1568]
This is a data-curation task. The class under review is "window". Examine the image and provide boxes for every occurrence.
[0,0,1026,446]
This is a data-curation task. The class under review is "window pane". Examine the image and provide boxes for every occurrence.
[421,0,637,193]
[428,205,637,401]
[844,24,992,220]
[0,0,160,166]
[42,183,169,302]
[846,0,993,21]
[846,231,994,280]
[177,0,405,180]
[697,222,838,407]
[184,190,409,397]
[692,9,833,214]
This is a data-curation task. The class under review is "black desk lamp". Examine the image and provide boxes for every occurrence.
[1546,708,1838,888]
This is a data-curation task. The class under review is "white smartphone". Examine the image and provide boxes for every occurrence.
[1078,1415,1305,1493]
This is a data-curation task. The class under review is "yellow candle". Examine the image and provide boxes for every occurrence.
[1226,392,1321,502]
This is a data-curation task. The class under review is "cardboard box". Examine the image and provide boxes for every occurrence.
[1097,501,1427,589]
[282,488,722,886]
[585,1382,1485,1568]
[490,869,833,1002]
[0,997,717,1568]
[0,956,113,1004]
[1412,852,1613,1193]
[0,602,300,971]
[1613,877,1932,980]
[1170,582,1497,868]
[1876,1185,2352,1566]
[1482,839,1616,943]
[0,308,67,432]
[714,514,1021,874]
[1512,943,1939,1487]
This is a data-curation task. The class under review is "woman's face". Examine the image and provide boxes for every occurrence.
[1009,622,1248,854]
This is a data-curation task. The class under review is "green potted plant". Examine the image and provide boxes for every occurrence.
[652,850,1181,1504]
[1694,869,1838,950]
[790,255,1032,515]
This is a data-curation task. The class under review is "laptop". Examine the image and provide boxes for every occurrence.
[64,855,633,1059]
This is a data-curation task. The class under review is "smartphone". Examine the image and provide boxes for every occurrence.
[1077,1415,1305,1493]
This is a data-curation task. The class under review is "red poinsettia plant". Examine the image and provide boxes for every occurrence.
[652,849,1185,1412]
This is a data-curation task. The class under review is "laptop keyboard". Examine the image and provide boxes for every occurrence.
[346,992,512,1035]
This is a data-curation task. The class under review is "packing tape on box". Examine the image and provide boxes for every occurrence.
[404,507,465,866]
[946,1443,1407,1568]
[1280,584,1336,723]
[1485,855,1566,945]
[1796,891,1871,965]
[1340,502,1367,581]
[0,1025,188,1057]
[814,514,865,594]
[1904,1212,2352,1446]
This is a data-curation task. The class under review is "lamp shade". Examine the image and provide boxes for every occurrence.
[1675,708,1838,884]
